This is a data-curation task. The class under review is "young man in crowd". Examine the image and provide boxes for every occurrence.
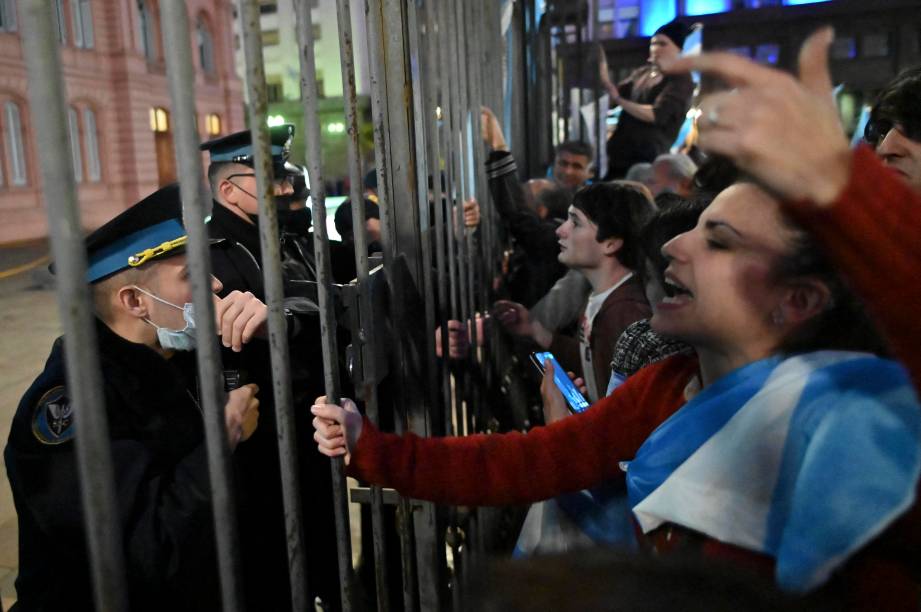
[495,182,655,402]
[864,66,921,193]
[6,187,264,610]
[552,140,595,192]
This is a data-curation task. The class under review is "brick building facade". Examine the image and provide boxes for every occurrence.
[0,0,244,243]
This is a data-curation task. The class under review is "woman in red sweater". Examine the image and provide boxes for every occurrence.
[313,30,921,607]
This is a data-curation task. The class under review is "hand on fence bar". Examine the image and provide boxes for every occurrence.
[539,359,586,425]
[214,290,269,352]
[434,314,489,359]
[493,299,552,348]
[480,105,508,152]
[312,396,363,463]
[225,383,260,450]
[462,197,481,228]
[661,27,849,206]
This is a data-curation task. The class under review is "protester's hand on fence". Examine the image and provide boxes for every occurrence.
[225,384,260,450]
[435,319,470,359]
[312,396,363,463]
[462,198,481,228]
[214,290,268,352]
[493,300,532,337]
[480,106,508,151]
[493,300,552,347]
[662,27,850,206]
[540,359,569,424]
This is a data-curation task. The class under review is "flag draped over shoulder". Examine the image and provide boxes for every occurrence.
[625,351,921,592]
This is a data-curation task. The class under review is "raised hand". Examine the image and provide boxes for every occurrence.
[662,27,849,206]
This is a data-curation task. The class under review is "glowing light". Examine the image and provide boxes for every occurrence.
[149,107,169,132]
[639,1,676,37]
[684,0,730,16]
[326,122,345,134]
[267,114,286,127]
[783,0,831,4]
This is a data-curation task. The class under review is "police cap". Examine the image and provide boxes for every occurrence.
[83,183,216,284]
[200,124,300,178]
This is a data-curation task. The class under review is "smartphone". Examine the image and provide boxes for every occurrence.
[530,351,591,414]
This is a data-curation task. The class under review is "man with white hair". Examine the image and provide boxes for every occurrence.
[647,153,697,197]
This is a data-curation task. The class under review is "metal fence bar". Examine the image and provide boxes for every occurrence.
[327,0,391,608]
[18,3,128,610]
[294,2,358,610]
[422,0,453,440]
[236,3,312,612]
[364,0,421,607]
[405,2,447,609]
[159,4,247,611]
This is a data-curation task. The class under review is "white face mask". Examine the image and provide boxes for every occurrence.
[133,286,197,351]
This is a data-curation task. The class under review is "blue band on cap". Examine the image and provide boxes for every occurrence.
[86,218,186,283]
[210,144,286,163]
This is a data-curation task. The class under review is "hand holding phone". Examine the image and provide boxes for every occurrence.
[530,351,590,414]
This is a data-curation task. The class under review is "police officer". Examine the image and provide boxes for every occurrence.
[201,125,343,609]
[5,185,266,611]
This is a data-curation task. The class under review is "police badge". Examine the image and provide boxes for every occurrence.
[32,386,75,444]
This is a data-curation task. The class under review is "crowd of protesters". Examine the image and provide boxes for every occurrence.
[7,12,921,612]
[312,25,921,611]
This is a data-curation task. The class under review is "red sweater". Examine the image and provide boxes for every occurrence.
[347,147,921,607]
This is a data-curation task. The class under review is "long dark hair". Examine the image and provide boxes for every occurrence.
[774,215,887,356]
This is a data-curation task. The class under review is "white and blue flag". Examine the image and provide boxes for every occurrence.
[626,351,921,592]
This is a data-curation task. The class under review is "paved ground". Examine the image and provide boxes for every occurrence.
[0,240,364,608]
[0,240,60,608]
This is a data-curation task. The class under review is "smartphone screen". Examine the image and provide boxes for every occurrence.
[531,351,591,413]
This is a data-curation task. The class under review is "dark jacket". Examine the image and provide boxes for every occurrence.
[550,274,652,401]
[486,151,568,307]
[5,321,219,611]
[605,66,694,179]
[206,201,342,610]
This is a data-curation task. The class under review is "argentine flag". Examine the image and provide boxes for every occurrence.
[625,351,921,592]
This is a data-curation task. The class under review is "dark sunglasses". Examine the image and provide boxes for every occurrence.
[864,116,921,147]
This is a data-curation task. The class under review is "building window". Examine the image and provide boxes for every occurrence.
[262,29,280,46]
[259,1,277,15]
[3,101,27,186]
[266,82,284,103]
[83,108,101,181]
[754,43,780,65]
[205,113,221,136]
[197,17,215,75]
[68,107,83,182]
[0,0,16,32]
[138,0,156,60]
[54,0,67,43]
[150,107,169,132]
[862,32,890,58]
[71,0,94,48]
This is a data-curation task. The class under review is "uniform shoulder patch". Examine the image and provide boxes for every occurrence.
[32,386,75,445]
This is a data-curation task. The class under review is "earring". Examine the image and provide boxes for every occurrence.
[772,310,785,326]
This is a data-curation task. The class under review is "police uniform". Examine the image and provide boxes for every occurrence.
[4,188,222,610]
[201,126,343,610]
